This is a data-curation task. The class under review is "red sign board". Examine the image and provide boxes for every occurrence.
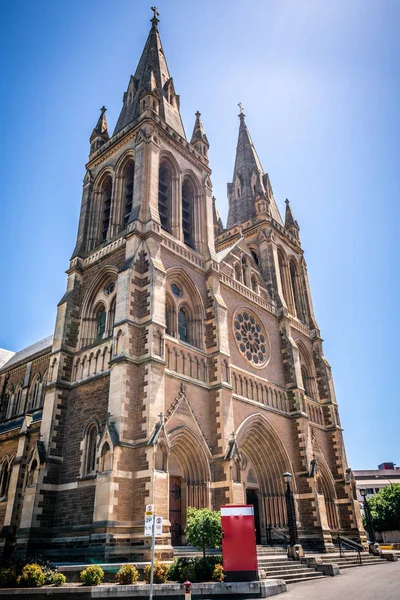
[221,505,258,581]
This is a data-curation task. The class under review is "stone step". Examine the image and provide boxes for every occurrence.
[263,566,314,573]
[287,575,327,584]
[281,571,325,582]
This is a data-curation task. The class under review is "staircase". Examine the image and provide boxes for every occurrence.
[258,556,326,584]
[320,553,395,570]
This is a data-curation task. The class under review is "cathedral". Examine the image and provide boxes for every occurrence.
[0,11,365,562]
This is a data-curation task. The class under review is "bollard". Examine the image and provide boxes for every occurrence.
[184,580,192,600]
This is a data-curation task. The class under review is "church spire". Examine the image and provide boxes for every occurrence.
[190,111,209,159]
[226,106,267,229]
[89,106,109,154]
[284,199,300,240]
[113,8,185,138]
[227,107,283,229]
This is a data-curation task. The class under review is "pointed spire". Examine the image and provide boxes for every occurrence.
[190,111,209,158]
[284,199,300,240]
[113,8,185,138]
[227,107,279,229]
[89,106,109,154]
[212,196,223,237]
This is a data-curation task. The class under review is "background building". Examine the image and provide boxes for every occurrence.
[0,12,366,561]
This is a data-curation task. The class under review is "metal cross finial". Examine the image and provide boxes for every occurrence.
[158,412,164,424]
[238,102,244,114]
[231,431,236,440]
[100,106,107,113]
[151,6,159,18]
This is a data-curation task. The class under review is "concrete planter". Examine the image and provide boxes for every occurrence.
[0,580,287,599]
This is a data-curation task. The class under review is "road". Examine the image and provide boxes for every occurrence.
[282,561,400,599]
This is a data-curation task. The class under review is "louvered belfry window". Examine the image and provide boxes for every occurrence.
[123,162,135,226]
[101,177,112,242]
[158,163,171,232]
[182,180,194,248]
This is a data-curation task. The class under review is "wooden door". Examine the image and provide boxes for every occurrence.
[169,476,182,546]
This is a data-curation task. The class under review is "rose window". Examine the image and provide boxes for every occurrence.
[233,310,268,367]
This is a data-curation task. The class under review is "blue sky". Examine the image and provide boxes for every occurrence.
[0,0,399,469]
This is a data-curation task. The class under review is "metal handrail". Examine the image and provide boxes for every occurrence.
[266,525,289,548]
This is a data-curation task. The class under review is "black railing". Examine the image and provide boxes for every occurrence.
[266,525,289,548]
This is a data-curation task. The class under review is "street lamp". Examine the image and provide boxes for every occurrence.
[360,487,376,544]
[283,472,299,552]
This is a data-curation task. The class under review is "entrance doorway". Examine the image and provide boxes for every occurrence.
[169,476,182,545]
[246,488,261,544]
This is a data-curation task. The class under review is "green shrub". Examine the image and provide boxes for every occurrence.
[212,564,224,582]
[43,566,56,585]
[0,567,17,588]
[169,556,222,583]
[185,508,222,558]
[17,563,45,587]
[143,560,169,584]
[116,564,139,585]
[80,565,104,586]
[52,572,66,586]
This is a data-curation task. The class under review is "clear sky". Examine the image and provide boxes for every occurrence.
[0,0,399,470]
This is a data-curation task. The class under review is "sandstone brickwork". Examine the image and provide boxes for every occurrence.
[0,11,366,561]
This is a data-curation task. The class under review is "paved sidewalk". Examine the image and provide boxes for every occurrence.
[282,560,400,599]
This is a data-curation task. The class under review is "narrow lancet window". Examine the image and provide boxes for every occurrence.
[158,163,172,233]
[123,162,135,226]
[101,176,112,242]
[182,180,194,248]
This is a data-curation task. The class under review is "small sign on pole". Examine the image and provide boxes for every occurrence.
[155,516,163,536]
[144,514,154,537]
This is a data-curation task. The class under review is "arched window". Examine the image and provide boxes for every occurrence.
[27,459,38,487]
[96,305,107,341]
[2,385,13,421]
[13,382,24,417]
[301,365,313,398]
[123,161,135,226]
[182,179,194,249]
[241,255,248,286]
[158,162,172,233]
[29,374,42,410]
[178,307,189,343]
[290,261,302,320]
[278,251,289,305]
[108,298,116,334]
[0,460,10,498]
[251,249,259,266]
[100,442,112,472]
[84,424,98,475]
[101,176,113,242]
[166,295,175,337]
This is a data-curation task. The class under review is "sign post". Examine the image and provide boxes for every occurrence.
[144,505,163,600]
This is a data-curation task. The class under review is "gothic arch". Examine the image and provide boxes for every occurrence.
[165,269,205,349]
[79,266,118,348]
[314,451,339,530]
[91,168,115,245]
[168,427,211,479]
[236,413,295,531]
[296,339,318,400]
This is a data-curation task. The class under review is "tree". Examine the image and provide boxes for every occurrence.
[368,484,400,532]
[184,508,222,558]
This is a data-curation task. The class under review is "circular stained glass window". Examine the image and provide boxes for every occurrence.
[233,309,269,367]
[104,281,116,296]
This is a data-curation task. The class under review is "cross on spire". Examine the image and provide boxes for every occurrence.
[238,102,245,117]
[151,6,160,28]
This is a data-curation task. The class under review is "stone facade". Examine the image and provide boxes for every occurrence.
[0,12,366,561]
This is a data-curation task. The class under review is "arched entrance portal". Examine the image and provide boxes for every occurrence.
[237,414,294,544]
[316,459,339,531]
[168,427,211,545]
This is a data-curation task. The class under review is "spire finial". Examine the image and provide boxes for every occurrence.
[195,110,201,118]
[285,198,289,205]
[151,6,159,28]
[100,105,106,114]
[238,102,245,118]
